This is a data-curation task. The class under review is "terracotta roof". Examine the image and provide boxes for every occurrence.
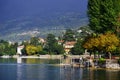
[64,41,76,45]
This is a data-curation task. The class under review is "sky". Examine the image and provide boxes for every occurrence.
[0,0,88,21]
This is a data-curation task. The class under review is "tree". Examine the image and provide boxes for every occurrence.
[0,43,5,56]
[0,40,17,56]
[36,45,43,54]
[54,43,65,54]
[30,37,40,46]
[76,26,93,39]
[88,0,101,33]
[26,45,43,55]
[115,43,120,55]
[88,0,120,33]
[113,0,120,15]
[45,34,57,54]
[101,32,119,59]
[45,34,65,54]
[63,29,76,41]
[83,32,119,58]
[8,43,18,56]
[114,0,120,36]
[83,34,99,51]
[21,41,29,55]
[21,47,27,55]
[71,38,84,55]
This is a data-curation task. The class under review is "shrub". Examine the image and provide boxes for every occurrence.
[98,58,106,65]
[38,51,48,55]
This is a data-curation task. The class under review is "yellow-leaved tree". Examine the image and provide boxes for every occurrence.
[83,34,100,51]
[26,45,42,55]
[83,32,119,59]
[101,32,119,59]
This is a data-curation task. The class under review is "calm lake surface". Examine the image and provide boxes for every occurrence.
[0,58,120,80]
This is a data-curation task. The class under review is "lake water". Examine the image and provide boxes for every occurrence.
[0,58,120,80]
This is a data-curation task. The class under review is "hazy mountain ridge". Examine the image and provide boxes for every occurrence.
[0,12,88,42]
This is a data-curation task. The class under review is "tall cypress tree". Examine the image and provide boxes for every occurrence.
[113,0,120,36]
[88,0,120,33]
[100,0,116,32]
[88,0,101,33]
[113,0,120,15]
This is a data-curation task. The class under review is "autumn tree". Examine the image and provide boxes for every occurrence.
[83,32,119,58]
[26,45,42,55]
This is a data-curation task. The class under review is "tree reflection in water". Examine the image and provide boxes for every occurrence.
[60,66,84,80]
[0,58,120,80]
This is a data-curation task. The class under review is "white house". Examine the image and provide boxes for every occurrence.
[17,45,24,55]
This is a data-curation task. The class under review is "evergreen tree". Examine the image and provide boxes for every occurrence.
[0,40,17,56]
[54,43,65,54]
[45,34,57,54]
[100,0,116,32]
[88,0,101,33]
[71,38,84,55]
[45,34,64,54]
[88,0,120,33]
[113,0,120,36]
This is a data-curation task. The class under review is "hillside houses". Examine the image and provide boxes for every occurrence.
[58,40,76,54]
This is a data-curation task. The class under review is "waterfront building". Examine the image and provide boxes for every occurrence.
[17,45,24,55]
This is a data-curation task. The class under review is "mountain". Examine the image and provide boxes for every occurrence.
[0,12,88,41]
[0,0,88,42]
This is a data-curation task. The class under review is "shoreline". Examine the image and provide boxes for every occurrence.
[0,54,89,59]
[0,55,63,59]
[0,55,120,70]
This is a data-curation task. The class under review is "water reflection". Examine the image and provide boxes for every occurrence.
[0,58,16,63]
[17,64,60,80]
[0,58,120,80]
[106,70,120,80]
[17,64,22,80]
[16,58,60,80]
[60,67,93,80]
[88,69,120,80]
[22,58,60,64]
